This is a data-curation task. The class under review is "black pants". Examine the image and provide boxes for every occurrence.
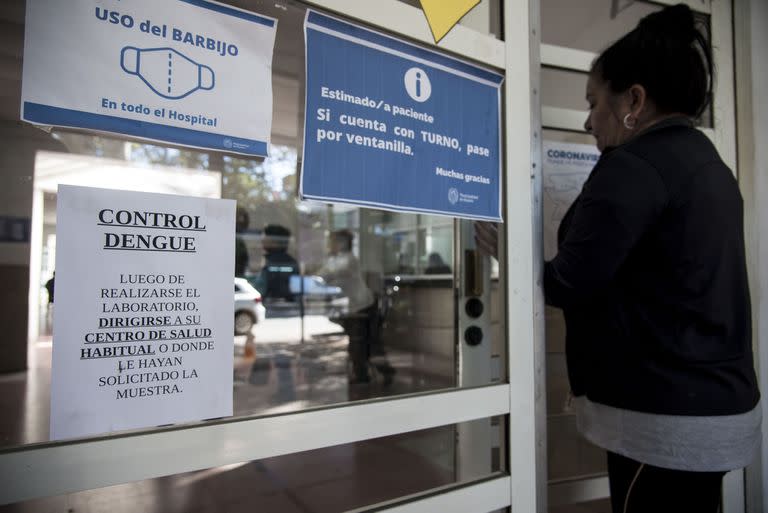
[337,305,394,382]
[607,452,726,513]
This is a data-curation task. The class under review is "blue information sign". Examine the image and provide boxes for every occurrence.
[301,11,504,221]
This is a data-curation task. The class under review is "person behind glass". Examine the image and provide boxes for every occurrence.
[234,207,250,278]
[424,252,451,275]
[320,229,395,385]
[45,271,55,332]
[45,271,55,304]
[478,5,760,512]
[258,224,299,301]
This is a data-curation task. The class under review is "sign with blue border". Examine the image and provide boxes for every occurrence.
[301,10,504,221]
[21,0,277,157]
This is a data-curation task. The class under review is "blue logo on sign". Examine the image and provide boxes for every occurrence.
[448,188,459,205]
[120,46,215,100]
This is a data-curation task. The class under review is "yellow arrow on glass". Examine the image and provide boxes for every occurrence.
[420,0,481,43]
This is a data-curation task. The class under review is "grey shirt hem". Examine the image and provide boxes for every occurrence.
[573,396,762,472]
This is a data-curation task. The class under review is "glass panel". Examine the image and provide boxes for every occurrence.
[541,129,595,148]
[542,129,607,482]
[542,67,712,131]
[541,0,713,128]
[542,68,589,113]
[0,417,506,513]
[548,415,605,481]
[0,0,505,448]
[542,0,660,53]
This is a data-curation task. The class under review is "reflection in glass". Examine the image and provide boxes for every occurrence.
[230,204,458,417]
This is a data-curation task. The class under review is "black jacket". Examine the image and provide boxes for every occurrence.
[544,118,760,415]
[259,250,299,300]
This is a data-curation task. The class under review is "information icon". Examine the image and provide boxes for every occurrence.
[404,67,432,102]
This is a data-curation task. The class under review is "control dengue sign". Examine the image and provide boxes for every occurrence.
[21,0,277,157]
[301,11,504,221]
[50,185,235,440]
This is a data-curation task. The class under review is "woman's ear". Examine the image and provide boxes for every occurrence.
[628,84,648,117]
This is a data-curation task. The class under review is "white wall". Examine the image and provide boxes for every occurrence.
[751,1,768,510]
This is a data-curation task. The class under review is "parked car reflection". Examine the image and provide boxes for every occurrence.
[234,278,266,335]
[289,275,348,315]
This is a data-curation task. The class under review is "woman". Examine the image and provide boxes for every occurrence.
[319,230,395,385]
[479,4,761,512]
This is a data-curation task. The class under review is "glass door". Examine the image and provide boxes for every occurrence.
[0,0,540,511]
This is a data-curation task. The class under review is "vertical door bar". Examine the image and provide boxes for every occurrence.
[504,0,544,510]
[456,1,496,483]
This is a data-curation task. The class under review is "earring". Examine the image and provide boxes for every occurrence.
[623,113,636,130]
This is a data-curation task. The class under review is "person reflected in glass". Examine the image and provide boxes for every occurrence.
[320,229,395,385]
[45,271,55,333]
[257,224,299,303]
[234,208,250,278]
[424,252,451,274]
[45,271,55,303]
[478,5,760,512]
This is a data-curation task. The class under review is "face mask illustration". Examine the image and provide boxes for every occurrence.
[121,46,215,100]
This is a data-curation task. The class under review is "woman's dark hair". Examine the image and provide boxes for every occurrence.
[591,4,713,118]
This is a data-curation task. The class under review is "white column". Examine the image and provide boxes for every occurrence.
[734,0,768,511]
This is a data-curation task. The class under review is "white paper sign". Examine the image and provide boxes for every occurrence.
[543,141,601,260]
[51,185,235,440]
[21,0,277,156]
